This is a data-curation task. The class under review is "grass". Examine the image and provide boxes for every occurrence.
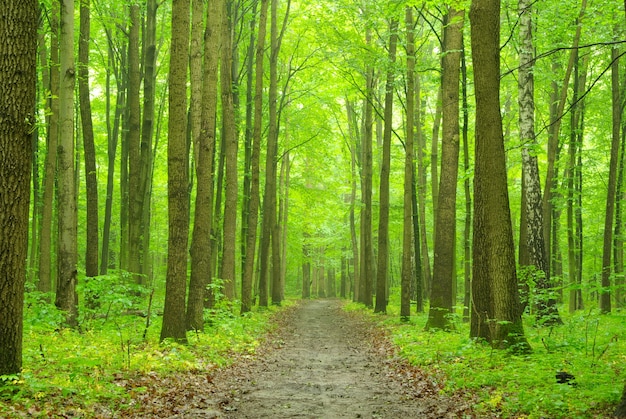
[0,275,289,418]
[345,292,625,418]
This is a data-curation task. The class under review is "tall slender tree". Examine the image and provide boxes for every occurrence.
[78,0,98,279]
[161,0,190,343]
[374,17,399,314]
[38,0,60,293]
[56,0,79,327]
[220,0,239,300]
[518,0,561,324]
[401,6,416,320]
[426,8,464,330]
[0,0,38,374]
[600,46,622,313]
[188,0,220,330]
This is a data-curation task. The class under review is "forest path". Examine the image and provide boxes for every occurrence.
[205,299,470,418]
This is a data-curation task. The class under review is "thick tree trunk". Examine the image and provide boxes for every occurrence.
[470,0,528,350]
[374,18,398,314]
[427,8,464,330]
[0,0,37,374]
[161,0,190,343]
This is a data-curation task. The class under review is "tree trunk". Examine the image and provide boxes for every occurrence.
[39,0,60,293]
[567,54,587,313]
[518,0,561,325]
[461,43,472,322]
[600,46,621,314]
[0,0,37,374]
[374,18,398,314]
[220,0,238,301]
[360,27,375,308]
[78,0,99,279]
[543,0,586,281]
[247,0,269,309]
[241,0,258,313]
[100,36,125,275]
[56,0,79,327]
[415,74,432,301]
[139,0,159,283]
[160,0,190,343]
[401,6,415,320]
[188,0,220,331]
[470,0,528,351]
[127,3,142,282]
[427,8,464,330]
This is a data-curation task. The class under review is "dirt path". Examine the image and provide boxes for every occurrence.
[209,299,470,418]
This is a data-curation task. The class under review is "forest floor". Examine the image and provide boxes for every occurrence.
[119,299,476,418]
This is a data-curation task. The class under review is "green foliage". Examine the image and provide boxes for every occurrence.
[348,293,625,418]
[0,288,287,417]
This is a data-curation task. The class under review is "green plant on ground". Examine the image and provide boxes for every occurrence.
[347,289,625,418]
[0,280,289,418]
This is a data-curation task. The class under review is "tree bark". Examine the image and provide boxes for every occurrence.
[427,8,464,330]
[56,0,79,327]
[600,46,621,313]
[220,0,238,301]
[78,0,98,279]
[470,0,528,350]
[518,0,561,324]
[127,2,142,282]
[374,18,398,314]
[188,0,220,331]
[39,0,60,293]
[161,0,190,343]
[401,6,416,320]
[359,27,375,308]
[0,0,37,374]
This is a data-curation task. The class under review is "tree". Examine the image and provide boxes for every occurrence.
[426,7,464,330]
[401,5,416,320]
[374,17,398,314]
[518,0,561,324]
[469,0,528,350]
[243,0,269,312]
[78,0,98,279]
[359,26,375,309]
[38,0,59,293]
[56,0,79,327]
[161,0,190,343]
[220,0,238,301]
[0,0,37,375]
[600,45,621,313]
[187,0,220,331]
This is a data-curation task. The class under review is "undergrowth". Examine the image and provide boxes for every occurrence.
[0,273,286,417]
[345,293,625,418]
